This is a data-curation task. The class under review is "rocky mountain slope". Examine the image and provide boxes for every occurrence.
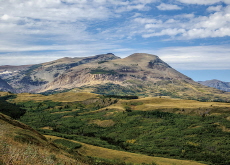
[0,53,230,101]
[0,53,119,93]
[42,53,192,92]
[0,77,14,92]
[198,79,230,92]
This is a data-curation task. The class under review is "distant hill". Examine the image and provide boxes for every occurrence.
[1,53,230,102]
[198,79,230,92]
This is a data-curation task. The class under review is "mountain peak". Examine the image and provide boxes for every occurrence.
[92,53,120,60]
[124,53,158,61]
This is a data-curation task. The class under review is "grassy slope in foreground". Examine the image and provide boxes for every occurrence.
[0,113,87,165]
[46,135,206,165]
[0,112,206,165]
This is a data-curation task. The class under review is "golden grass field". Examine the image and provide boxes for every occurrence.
[12,92,99,103]
[45,135,206,165]
[123,97,230,109]
[87,96,230,119]
[8,91,230,111]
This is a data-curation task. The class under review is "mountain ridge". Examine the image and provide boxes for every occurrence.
[198,79,230,92]
[0,53,230,102]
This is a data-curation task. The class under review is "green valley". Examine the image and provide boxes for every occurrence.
[1,91,230,164]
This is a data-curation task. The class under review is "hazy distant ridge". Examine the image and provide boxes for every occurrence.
[198,79,230,92]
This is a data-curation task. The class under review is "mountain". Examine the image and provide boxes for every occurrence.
[198,79,230,92]
[0,77,14,92]
[1,53,230,102]
[42,53,193,92]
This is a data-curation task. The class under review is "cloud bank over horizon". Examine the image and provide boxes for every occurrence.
[1,0,230,72]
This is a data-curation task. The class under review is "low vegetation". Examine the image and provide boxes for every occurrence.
[90,69,117,75]
[81,81,230,102]
[2,91,230,164]
[53,139,82,152]
[0,95,25,119]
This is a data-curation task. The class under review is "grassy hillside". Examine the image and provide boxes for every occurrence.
[2,91,228,164]
[1,112,154,165]
[46,135,205,165]
[80,80,230,102]
[2,91,230,164]
[12,92,100,103]
[0,113,86,165]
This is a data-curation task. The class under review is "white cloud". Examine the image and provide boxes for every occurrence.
[1,14,10,20]
[134,17,162,24]
[143,28,185,38]
[156,45,230,70]
[157,3,182,10]
[174,14,195,19]
[207,5,223,12]
[0,55,61,66]
[133,0,158,3]
[0,37,135,65]
[130,4,230,39]
[0,0,159,48]
[177,0,230,5]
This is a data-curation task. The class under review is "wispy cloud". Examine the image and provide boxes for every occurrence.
[0,0,158,55]
[157,45,230,70]
[157,3,182,10]
[176,0,230,5]
[207,5,223,12]
[130,4,230,39]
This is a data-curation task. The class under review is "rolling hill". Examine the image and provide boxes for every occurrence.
[2,91,230,164]
[0,92,211,165]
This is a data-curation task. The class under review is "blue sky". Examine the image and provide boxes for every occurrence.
[1,0,230,81]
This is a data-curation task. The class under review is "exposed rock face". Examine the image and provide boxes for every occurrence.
[0,77,14,92]
[198,79,230,92]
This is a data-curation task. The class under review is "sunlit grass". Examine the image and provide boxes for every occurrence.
[46,135,206,165]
